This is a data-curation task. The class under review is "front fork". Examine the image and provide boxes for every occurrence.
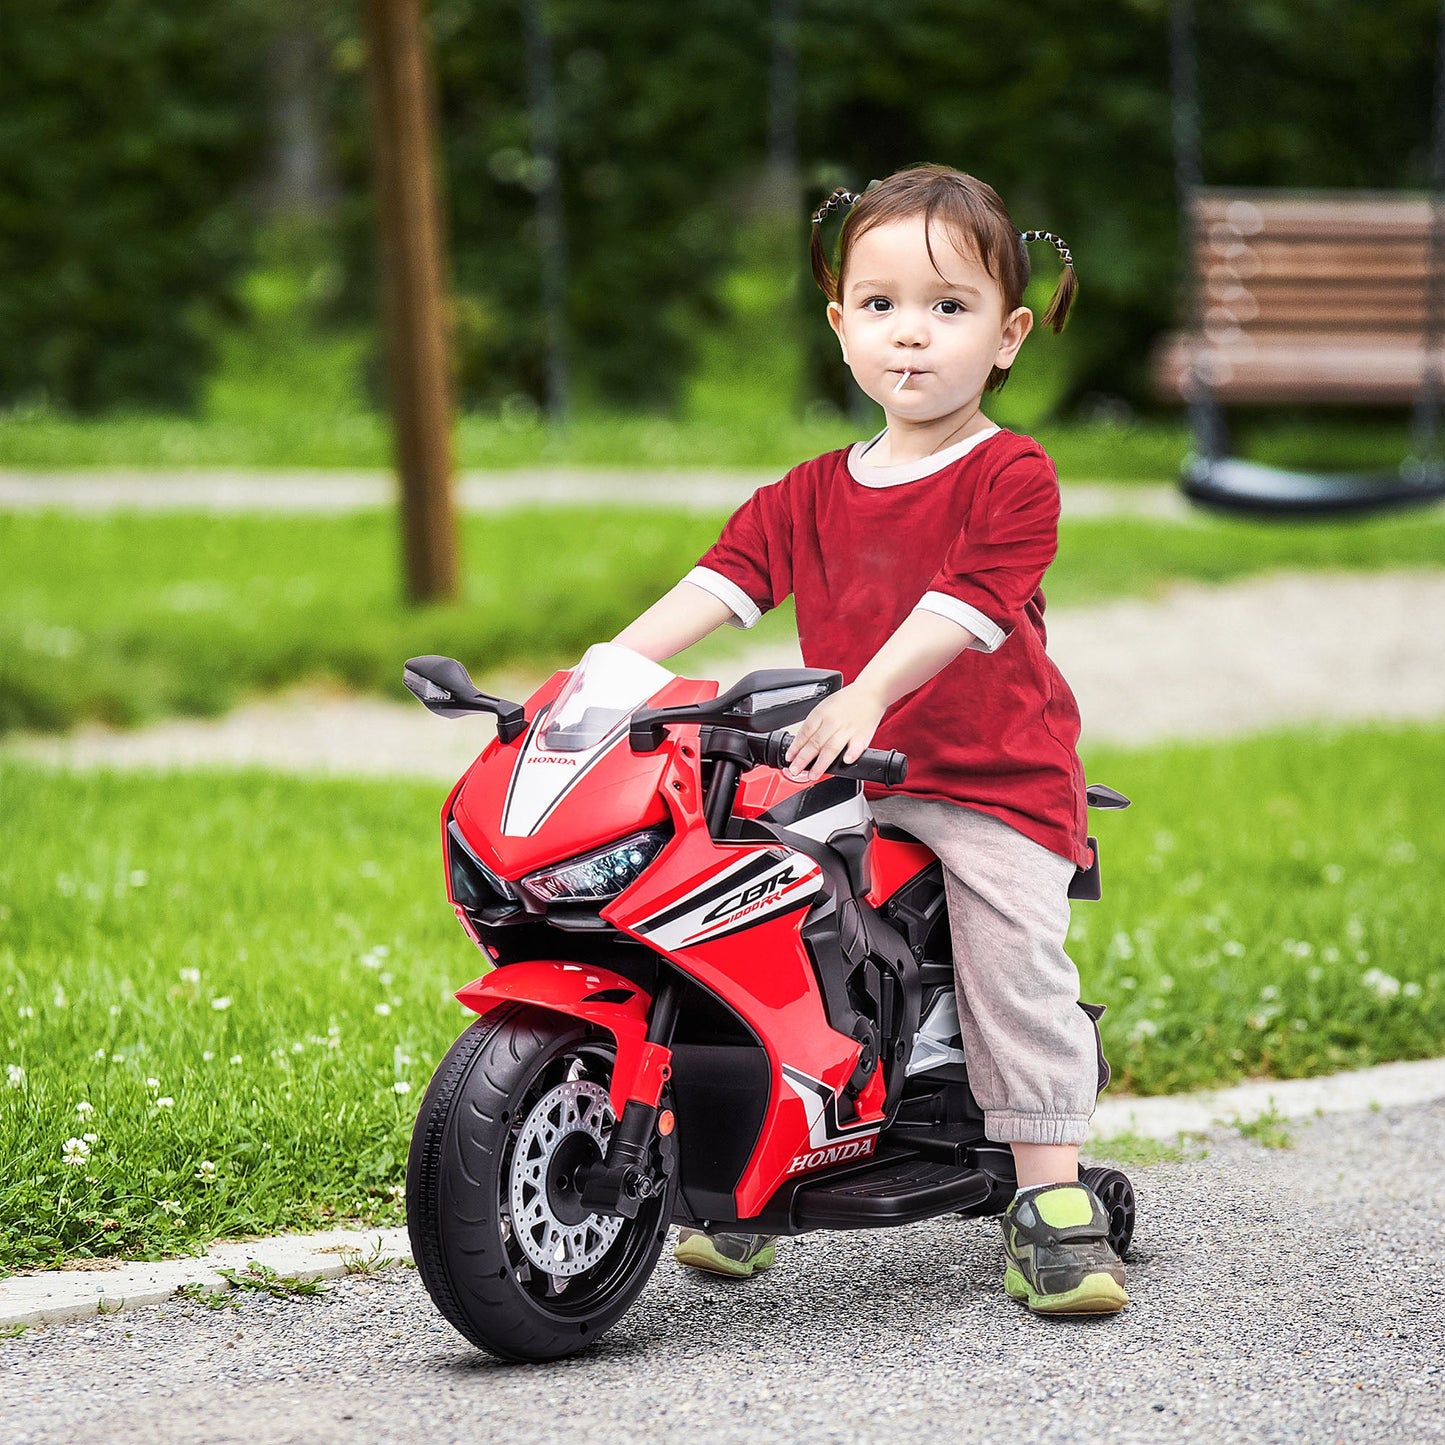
[578,974,680,1219]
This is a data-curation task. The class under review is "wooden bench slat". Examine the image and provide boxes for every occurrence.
[1154,188,1445,404]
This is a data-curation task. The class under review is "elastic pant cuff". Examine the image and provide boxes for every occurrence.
[985,1111,1092,1146]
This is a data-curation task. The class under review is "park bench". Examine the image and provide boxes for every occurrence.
[1151,187,1445,513]
[1154,188,1445,406]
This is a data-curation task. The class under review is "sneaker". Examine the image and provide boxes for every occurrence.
[673,1228,778,1279]
[1000,1183,1128,1316]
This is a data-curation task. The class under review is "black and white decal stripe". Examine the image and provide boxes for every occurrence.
[781,1065,882,1148]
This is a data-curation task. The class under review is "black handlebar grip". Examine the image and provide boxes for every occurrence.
[764,730,908,787]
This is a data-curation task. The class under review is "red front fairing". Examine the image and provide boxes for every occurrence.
[449,672,715,880]
[442,664,924,1223]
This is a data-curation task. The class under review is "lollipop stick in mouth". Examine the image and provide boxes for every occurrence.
[892,369,912,394]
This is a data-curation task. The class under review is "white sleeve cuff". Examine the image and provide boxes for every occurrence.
[913,591,1009,653]
[682,566,763,630]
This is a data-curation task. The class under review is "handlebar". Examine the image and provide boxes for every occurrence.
[762,729,908,788]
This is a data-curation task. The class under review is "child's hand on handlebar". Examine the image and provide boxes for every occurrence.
[784,683,887,783]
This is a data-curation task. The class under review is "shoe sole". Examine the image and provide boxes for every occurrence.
[1004,1264,1128,1316]
[672,1238,776,1279]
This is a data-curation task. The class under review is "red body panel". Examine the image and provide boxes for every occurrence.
[865,834,936,909]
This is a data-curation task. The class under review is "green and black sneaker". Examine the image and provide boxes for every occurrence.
[1000,1182,1129,1316]
[673,1228,778,1279]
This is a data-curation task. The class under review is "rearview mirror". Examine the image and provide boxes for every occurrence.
[403,656,528,741]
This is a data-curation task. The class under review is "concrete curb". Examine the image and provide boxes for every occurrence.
[0,1227,410,1331]
[1090,1053,1445,1139]
[4,1054,1443,1331]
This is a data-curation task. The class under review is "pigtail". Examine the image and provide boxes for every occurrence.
[810,188,859,302]
[1020,230,1077,333]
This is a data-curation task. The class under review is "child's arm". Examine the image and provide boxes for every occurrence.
[611,580,738,663]
[782,611,976,782]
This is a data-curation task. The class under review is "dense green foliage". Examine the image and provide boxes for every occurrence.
[2,722,1442,1268]
[1,505,1441,736]
[0,0,268,411]
[6,0,1443,416]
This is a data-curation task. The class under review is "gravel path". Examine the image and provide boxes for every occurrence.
[3,1103,1440,1445]
[0,469,1196,520]
[9,569,1444,778]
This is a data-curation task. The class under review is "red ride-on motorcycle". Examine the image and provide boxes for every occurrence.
[403,643,1134,1362]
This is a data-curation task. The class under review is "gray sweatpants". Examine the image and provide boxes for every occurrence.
[868,794,1098,1146]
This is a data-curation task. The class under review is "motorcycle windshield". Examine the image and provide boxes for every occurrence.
[539,643,676,752]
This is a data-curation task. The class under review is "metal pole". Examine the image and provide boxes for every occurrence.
[362,0,460,604]
[522,0,570,422]
[1167,0,1224,465]
[1407,0,1445,478]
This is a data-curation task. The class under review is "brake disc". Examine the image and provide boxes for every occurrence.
[507,1078,624,1278]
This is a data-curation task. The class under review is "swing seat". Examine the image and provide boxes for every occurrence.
[1182,456,1445,518]
[1156,190,1445,517]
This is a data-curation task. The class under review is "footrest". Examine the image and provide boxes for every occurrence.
[792,1155,993,1230]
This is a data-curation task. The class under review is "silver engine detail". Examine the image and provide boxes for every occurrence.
[906,988,969,1076]
[508,1079,624,1277]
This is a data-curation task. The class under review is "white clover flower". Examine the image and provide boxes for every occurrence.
[379,971,394,987]
[93,1047,107,1062]
[1246,1012,1272,1031]
[1360,967,1401,999]
[202,1051,214,1062]
[374,1003,392,1017]
[145,1077,160,1091]
[75,1100,95,1118]
[1127,1019,1159,1042]
[82,1132,98,1144]
[1404,981,1422,999]
[179,968,200,986]
[1322,947,1340,964]
[229,1055,243,1066]
[158,1200,183,1216]
[327,1024,341,1038]
[129,870,149,888]
[108,1005,121,1018]
[18,1006,34,1020]
[210,996,232,1011]
[1222,941,1246,958]
[7,1064,26,1089]
[111,1052,125,1063]
[1322,864,1344,884]
[392,1081,412,1095]
[62,1137,91,1167]
[154,1097,174,1109]
[291,1042,304,1055]
[194,1161,218,1183]
[1260,985,1278,1002]
[52,988,68,1009]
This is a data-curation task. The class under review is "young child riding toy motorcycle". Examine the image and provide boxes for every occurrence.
[612,164,1127,1316]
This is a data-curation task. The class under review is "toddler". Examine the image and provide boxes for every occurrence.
[613,164,1126,1316]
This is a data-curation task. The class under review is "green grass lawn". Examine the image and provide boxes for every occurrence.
[2,722,1442,1272]
[3,506,1442,737]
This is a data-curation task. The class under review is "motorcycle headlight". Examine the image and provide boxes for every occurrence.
[522,828,668,905]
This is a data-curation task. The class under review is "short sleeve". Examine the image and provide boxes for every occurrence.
[912,453,1059,653]
[684,472,796,630]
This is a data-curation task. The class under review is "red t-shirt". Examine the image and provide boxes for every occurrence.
[689,426,1089,866]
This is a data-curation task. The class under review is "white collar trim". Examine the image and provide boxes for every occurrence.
[846,424,1002,486]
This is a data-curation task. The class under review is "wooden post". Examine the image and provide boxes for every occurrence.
[362,0,459,604]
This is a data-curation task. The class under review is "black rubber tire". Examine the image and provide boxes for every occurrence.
[406,1004,675,1362]
[1080,1165,1136,1260]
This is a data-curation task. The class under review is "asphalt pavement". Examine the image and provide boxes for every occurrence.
[3,1101,1441,1445]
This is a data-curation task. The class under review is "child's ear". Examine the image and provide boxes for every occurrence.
[995,305,1034,371]
[826,301,849,364]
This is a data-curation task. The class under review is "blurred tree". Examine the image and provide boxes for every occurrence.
[0,0,268,411]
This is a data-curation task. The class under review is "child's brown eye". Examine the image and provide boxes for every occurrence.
[937,300,964,315]
[863,297,892,313]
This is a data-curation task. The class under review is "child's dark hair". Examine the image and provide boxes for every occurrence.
[810,165,1077,392]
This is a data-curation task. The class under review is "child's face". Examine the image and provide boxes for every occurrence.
[826,217,1032,428]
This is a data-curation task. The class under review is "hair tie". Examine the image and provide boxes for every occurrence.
[1021,229,1073,268]
[812,188,859,227]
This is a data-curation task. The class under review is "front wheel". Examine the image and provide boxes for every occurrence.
[406,1004,674,1361]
